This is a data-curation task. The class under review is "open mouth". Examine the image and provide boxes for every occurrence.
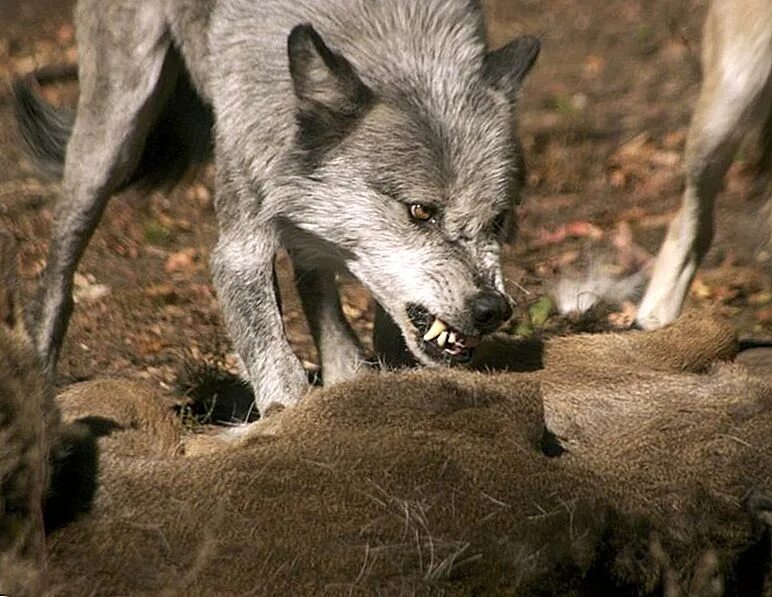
[406,304,481,364]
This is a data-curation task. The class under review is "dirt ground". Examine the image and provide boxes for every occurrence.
[0,0,770,421]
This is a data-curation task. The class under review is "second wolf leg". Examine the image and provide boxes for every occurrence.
[293,267,366,385]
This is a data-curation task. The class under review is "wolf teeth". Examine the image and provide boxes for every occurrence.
[437,330,449,347]
[448,331,457,345]
[423,318,447,341]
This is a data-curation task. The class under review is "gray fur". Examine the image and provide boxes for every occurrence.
[17,0,539,414]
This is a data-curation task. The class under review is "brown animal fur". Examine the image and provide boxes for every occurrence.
[0,234,97,596]
[0,232,50,595]
[38,311,771,596]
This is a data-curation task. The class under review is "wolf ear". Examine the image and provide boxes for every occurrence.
[484,36,541,100]
[287,24,372,117]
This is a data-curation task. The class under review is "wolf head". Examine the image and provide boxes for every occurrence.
[274,21,539,366]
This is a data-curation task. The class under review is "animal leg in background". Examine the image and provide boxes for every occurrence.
[637,0,772,329]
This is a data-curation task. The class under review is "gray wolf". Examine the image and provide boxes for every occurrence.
[15,0,540,414]
[636,0,772,330]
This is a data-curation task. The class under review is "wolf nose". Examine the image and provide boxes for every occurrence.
[470,291,512,333]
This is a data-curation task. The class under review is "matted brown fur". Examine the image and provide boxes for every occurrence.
[0,233,96,597]
[38,311,770,596]
[0,232,50,596]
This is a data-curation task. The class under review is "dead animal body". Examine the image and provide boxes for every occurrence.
[28,311,771,596]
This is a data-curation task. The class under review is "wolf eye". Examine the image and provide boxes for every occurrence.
[409,204,435,223]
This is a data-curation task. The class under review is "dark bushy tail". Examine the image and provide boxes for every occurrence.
[12,67,77,180]
[12,55,213,191]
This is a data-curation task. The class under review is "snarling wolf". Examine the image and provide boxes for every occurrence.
[15,0,540,413]
[636,0,772,330]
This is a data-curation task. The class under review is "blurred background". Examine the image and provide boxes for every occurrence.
[0,0,769,398]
